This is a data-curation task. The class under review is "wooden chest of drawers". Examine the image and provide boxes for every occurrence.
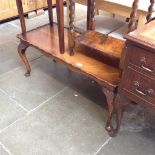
[118,20,155,110]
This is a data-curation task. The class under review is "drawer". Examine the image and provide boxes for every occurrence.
[127,44,155,76]
[121,67,155,105]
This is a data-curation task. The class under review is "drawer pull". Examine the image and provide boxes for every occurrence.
[134,81,154,96]
[140,57,154,73]
[141,65,153,72]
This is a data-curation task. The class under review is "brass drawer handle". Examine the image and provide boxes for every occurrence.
[133,81,154,96]
[140,57,155,73]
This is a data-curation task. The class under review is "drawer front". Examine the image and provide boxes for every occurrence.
[127,44,155,76]
[121,67,155,105]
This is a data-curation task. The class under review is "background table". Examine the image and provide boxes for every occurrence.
[73,0,150,28]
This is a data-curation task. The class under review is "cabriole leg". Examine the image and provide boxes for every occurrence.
[112,94,124,136]
[18,42,31,77]
[102,88,115,136]
[103,88,125,137]
[114,94,130,135]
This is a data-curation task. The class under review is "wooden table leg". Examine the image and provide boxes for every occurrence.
[56,0,65,54]
[18,42,31,77]
[16,0,26,33]
[47,0,53,25]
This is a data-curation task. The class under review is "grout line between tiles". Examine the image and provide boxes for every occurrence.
[0,88,8,95]
[9,22,21,30]
[10,98,29,112]
[0,67,20,79]
[26,86,68,115]
[0,87,67,134]
[94,137,112,155]
[0,114,29,135]
[0,88,28,113]
[0,141,13,155]
[0,55,43,79]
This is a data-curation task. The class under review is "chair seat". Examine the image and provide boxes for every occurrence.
[75,15,127,34]
[75,31,125,67]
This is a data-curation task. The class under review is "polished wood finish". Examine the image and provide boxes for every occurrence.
[16,0,65,54]
[68,0,136,136]
[116,19,155,136]
[17,24,121,90]
[16,0,155,137]
[75,31,125,67]
[68,0,138,58]
[127,44,155,77]
[17,22,121,137]
[121,67,155,105]
[18,42,31,77]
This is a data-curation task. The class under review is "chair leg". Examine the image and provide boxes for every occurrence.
[68,30,75,56]
[56,0,65,54]
[68,0,75,56]
[87,0,96,31]
[18,42,31,77]
[47,0,53,25]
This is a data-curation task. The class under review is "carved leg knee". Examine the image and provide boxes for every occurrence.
[18,42,31,77]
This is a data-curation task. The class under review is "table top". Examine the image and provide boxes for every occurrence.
[17,24,121,89]
[76,0,150,12]
[104,0,150,12]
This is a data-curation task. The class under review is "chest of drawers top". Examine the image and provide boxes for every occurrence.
[125,20,155,52]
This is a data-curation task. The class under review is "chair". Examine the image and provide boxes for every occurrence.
[67,0,154,136]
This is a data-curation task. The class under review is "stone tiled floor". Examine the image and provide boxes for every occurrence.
[0,7,155,155]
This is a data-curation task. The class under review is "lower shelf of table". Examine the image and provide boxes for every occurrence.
[17,23,121,90]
